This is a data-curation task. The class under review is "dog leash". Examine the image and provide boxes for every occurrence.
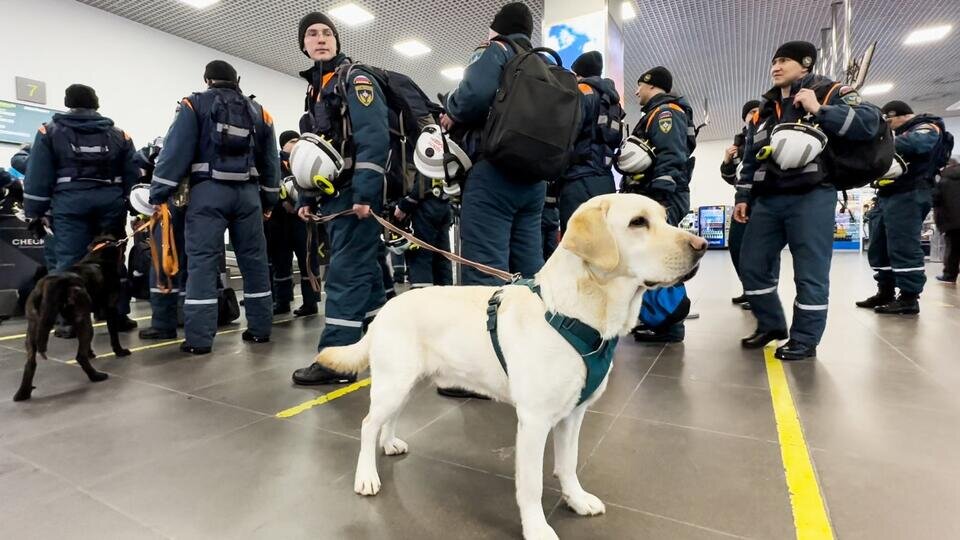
[147,204,180,293]
[304,208,516,285]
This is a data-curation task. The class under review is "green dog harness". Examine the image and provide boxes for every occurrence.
[486,279,619,405]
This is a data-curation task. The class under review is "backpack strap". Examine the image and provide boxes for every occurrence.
[820,82,844,105]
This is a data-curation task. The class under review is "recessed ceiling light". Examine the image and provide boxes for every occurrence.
[176,0,219,8]
[860,83,893,96]
[441,66,465,81]
[903,24,952,45]
[329,3,375,26]
[393,40,431,57]
[947,99,960,111]
[622,2,636,21]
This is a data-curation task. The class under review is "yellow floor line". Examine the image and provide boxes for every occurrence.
[764,346,835,540]
[64,318,300,364]
[275,377,371,418]
[0,315,153,343]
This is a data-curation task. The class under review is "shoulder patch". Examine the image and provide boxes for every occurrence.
[658,113,673,134]
[354,76,374,107]
[352,75,372,86]
[578,83,594,95]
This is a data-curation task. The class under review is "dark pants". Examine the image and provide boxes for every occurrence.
[267,207,320,308]
[459,160,546,285]
[407,196,453,288]
[868,188,932,295]
[184,181,272,348]
[944,229,960,280]
[149,202,187,332]
[541,205,560,262]
[559,173,616,233]
[740,186,835,346]
[317,188,385,351]
[641,188,691,339]
[728,217,747,279]
[377,241,395,299]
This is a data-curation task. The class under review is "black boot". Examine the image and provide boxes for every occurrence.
[180,342,211,355]
[116,315,139,332]
[874,293,920,315]
[741,328,788,349]
[273,302,291,315]
[241,330,270,343]
[856,287,895,309]
[293,304,318,317]
[292,363,356,385]
[775,340,817,361]
[139,327,177,340]
[731,294,749,305]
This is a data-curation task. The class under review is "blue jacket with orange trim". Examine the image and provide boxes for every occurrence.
[886,114,945,193]
[631,93,696,194]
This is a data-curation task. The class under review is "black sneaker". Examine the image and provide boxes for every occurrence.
[116,316,139,332]
[241,330,270,343]
[292,363,356,385]
[293,304,319,317]
[180,343,211,355]
[856,290,895,309]
[874,294,920,315]
[936,275,957,283]
[139,327,177,340]
[731,294,749,305]
[775,340,817,361]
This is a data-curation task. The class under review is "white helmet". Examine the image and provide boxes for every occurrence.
[289,133,344,195]
[281,176,299,202]
[413,125,472,180]
[769,123,828,170]
[881,154,907,179]
[617,136,656,174]
[129,184,154,216]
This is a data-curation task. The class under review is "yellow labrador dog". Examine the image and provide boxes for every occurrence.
[316,194,707,539]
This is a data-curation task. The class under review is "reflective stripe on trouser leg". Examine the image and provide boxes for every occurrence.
[881,189,932,294]
[229,183,273,338]
[785,187,835,346]
[183,182,231,348]
[739,194,789,332]
[317,190,385,351]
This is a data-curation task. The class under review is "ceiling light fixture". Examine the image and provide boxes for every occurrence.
[329,3,375,26]
[176,0,220,8]
[621,2,636,21]
[860,83,893,96]
[441,66,465,81]
[903,24,952,45]
[393,40,431,57]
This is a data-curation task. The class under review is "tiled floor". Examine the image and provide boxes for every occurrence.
[1,251,958,539]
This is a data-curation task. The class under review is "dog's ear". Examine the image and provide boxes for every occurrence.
[562,200,620,272]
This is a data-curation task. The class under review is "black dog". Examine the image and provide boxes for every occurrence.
[15,235,131,401]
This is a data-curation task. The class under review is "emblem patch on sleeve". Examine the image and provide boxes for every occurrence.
[354,75,374,106]
[658,111,673,134]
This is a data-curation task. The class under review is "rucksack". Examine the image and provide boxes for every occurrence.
[482,36,582,183]
[47,122,126,184]
[816,83,895,190]
[334,64,442,203]
[639,285,690,331]
[931,120,955,173]
[190,87,260,183]
[580,79,626,161]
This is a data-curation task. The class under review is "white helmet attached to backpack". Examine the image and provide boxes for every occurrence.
[616,136,656,174]
[413,124,472,195]
[768,122,828,170]
[289,133,344,195]
[881,154,907,180]
[129,184,154,216]
[280,176,299,202]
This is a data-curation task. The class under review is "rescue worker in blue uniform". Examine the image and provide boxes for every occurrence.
[623,66,696,343]
[151,61,280,355]
[856,100,948,315]
[395,180,454,289]
[290,13,389,385]
[267,130,321,316]
[134,138,190,339]
[559,51,619,232]
[721,100,761,309]
[442,2,545,286]
[23,84,140,334]
[735,41,883,360]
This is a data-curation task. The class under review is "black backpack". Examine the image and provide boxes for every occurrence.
[482,36,582,183]
[334,64,441,203]
[580,79,626,160]
[816,83,895,190]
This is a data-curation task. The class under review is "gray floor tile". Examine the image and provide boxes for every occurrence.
[588,344,659,415]
[578,416,794,539]
[0,449,76,521]
[0,489,165,540]
[549,503,747,540]
[620,374,778,441]
[650,341,771,389]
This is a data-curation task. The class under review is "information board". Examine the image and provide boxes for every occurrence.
[0,100,59,145]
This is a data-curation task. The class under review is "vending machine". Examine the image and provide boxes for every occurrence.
[698,205,729,249]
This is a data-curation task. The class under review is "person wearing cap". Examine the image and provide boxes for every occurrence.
[625,66,697,343]
[266,130,321,317]
[290,12,391,385]
[734,41,883,360]
[856,100,950,314]
[23,83,141,336]
[151,60,280,355]
[559,50,621,232]
[721,99,762,309]
[441,2,545,286]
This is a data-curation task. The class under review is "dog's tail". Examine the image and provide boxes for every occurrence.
[315,333,371,375]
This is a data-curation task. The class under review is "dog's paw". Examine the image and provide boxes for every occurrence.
[522,522,559,540]
[564,490,606,516]
[88,371,109,383]
[354,469,381,496]
[381,438,408,456]
[114,348,131,358]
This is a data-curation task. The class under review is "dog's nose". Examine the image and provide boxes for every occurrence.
[690,236,708,252]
